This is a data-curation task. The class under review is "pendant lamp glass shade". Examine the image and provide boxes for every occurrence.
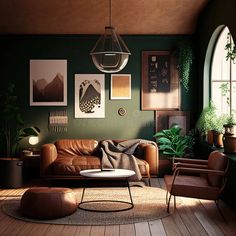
[90,3,131,73]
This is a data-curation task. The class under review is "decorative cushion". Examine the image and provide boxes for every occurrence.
[55,139,99,157]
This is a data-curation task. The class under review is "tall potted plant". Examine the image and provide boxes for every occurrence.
[0,83,40,188]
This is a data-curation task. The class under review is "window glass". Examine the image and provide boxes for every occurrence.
[211,26,235,116]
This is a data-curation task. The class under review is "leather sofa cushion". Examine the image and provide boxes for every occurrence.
[52,155,149,176]
[164,175,219,200]
[53,156,101,175]
[55,139,99,158]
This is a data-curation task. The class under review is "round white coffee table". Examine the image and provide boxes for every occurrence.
[79,168,135,212]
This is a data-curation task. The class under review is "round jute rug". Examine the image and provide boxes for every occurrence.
[2,187,177,226]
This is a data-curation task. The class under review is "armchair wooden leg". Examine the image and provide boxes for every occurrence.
[148,177,151,186]
[166,190,169,205]
[215,200,226,222]
[167,194,172,213]
[174,196,176,209]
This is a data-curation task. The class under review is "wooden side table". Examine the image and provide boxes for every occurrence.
[21,153,40,181]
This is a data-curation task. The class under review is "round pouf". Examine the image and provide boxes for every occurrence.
[20,187,77,219]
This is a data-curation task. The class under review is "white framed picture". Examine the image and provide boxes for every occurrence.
[74,74,105,118]
[30,59,67,106]
[110,74,131,100]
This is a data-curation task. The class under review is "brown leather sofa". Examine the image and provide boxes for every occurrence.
[40,139,159,181]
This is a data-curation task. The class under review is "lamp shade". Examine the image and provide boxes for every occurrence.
[90,26,131,73]
[29,136,39,145]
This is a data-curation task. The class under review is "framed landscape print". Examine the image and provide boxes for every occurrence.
[110,74,131,100]
[141,51,180,110]
[74,74,105,118]
[30,59,67,106]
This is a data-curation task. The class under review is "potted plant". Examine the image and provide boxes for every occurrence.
[0,83,40,188]
[223,114,236,153]
[223,114,236,135]
[154,125,194,173]
[195,101,218,145]
[211,114,227,148]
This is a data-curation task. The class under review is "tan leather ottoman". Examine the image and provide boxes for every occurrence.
[20,187,77,219]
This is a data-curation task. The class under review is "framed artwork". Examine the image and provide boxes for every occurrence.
[155,111,190,135]
[74,74,105,118]
[110,74,131,100]
[30,59,67,106]
[141,51,180,110]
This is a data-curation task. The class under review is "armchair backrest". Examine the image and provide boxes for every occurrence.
[207,151,228,187]
[55,139,99,158]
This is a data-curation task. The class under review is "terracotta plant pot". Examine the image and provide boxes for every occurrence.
[223,135,236,153]
[207,130,214,146]
[213,131,224,148]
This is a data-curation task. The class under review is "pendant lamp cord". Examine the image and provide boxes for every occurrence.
[109,0,112,26]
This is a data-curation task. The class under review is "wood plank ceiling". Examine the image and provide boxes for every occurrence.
[0,0,209,35]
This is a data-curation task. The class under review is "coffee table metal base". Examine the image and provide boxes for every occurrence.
[78,179,134,212]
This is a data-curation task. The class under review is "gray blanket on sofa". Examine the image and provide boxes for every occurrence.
[100,139,156,181]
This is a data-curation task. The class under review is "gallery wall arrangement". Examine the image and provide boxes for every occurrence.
[0,34,194,149]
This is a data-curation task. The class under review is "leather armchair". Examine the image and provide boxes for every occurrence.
[164,151,229,217]
[40,139,159,183]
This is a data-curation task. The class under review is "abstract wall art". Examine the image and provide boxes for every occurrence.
[110,74,131,100]
[74,74,105,118]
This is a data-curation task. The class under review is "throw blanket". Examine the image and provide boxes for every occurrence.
[100,139,157,181]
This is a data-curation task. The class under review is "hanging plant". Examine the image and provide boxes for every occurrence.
[177,41,194,93]
[225,32,236,63]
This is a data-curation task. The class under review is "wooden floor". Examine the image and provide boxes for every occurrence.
[0,178,236,236]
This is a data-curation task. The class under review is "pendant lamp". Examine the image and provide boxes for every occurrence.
[90,0,131,73]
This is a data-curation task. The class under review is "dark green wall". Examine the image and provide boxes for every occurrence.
[196,0,236,113]
[0,34,193,151]
[196,0,236,210]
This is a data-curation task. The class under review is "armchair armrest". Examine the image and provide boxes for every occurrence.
[173,157,208,165]
[40,144,58,177]
[174,167,226,176]
[173,163,208,169]
[138,143,159,176]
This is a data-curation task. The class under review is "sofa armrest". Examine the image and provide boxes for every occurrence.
[40,144,58,177]
[138,143,159,176]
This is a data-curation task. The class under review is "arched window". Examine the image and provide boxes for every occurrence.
[211,26,236,116]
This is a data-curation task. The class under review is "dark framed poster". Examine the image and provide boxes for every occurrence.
[155,111,190,135]
[141,51,180,110]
